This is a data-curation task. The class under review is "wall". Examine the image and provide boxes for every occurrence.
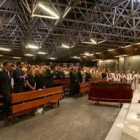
[124,55,140,71]
[98,55,140,72]
[98,59,116,70]
[118,57,124,71]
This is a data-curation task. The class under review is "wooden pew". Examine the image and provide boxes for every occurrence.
[0,86,63,119]
[53,79,70,93]
[80,82,90,94]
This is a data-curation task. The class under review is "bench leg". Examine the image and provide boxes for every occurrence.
[58,100,60,107]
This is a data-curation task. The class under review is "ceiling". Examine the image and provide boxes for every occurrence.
[0,0,140,61]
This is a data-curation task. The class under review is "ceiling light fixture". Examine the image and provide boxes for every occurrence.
[136,42,140,45]
[115,54,128,57]
[61,44,70,49]
[13,57,22,59]
[108,49,115,52]
[124,45,132,48]
[96,52,101,54]
[25,54,34,57]
[98,40,106,44]
[71,56,80,59]
[90,39,97,44]
[32,14,59,19]
[37,51,47,55]
[82,42,96,44]
[26,44,39,49]
[0,47,11,51]
[49,57,57,60]
[38,3,59,19]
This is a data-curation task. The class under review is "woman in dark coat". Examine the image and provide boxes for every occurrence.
[25,68,36,91]
[35,68,45,90]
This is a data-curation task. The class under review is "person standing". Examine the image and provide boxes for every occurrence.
[0,62,12,117]
[13,61,26,93]
[69,67,80,96]
[45,67,54,88]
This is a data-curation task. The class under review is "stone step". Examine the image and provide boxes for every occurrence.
[105,103,130,140]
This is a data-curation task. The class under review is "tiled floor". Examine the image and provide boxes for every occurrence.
[0,96,120,140]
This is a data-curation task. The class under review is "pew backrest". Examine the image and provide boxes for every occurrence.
[0,86,63,115]
[80,82,90,93]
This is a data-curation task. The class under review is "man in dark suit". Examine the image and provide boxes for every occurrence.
[0,62,12,117]
[69,67,80,97]
[13,61,25,93]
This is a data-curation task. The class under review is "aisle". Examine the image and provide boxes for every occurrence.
[0,96,120,140]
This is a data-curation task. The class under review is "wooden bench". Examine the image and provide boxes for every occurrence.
[80,82,90,94]
[0,86,63,119]
[53,79,70,93]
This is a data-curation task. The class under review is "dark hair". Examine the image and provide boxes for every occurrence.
[3,61,10,66]
[16,61,24,67]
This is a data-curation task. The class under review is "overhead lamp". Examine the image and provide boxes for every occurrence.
[49,57,56,60]
[31,14,58,19]
[0,55,3,56]
[98,40,106,44]
[96,52,101,54]
[90,39,97,44]
[38,3,59,19]
[13,57,22,59]
[136,42,140,45]
[61,44,70,49]
[82,42,96,44]
[71,56,80,59]
[0,47,11,51]
[25,54,34,57]
[85,52,93,56]
[80,52,93,56]
[26,44,39,49]
[124,45,132,48]
[37,51,47,55]
[115,55,128,58]
[108,49,115,52]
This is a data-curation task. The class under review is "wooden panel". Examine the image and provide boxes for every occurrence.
[12,93,63,114]
[80,82,90,88]
[12,86,63,103]
[80,87,89,93]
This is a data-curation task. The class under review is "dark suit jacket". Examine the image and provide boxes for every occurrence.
[13,68,25,93]
[45,70,54,88]
[0,69,12,95]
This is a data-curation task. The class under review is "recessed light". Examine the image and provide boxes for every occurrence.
[0,47,11,51]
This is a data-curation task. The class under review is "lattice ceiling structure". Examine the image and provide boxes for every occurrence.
[0,0,140,61]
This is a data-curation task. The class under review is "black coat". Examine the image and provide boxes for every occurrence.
[0,69,12,114]
[69,71,80,96]
[78,71,83,83]
[0,69,12,95]
[85,72,91,82]
[45,70,54,88]
[13,68,25,93]
[35,74,45,89]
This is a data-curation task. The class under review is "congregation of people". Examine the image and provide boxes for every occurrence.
[0,61,140,117]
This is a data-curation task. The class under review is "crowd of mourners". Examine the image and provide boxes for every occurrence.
[0,61,140,118]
